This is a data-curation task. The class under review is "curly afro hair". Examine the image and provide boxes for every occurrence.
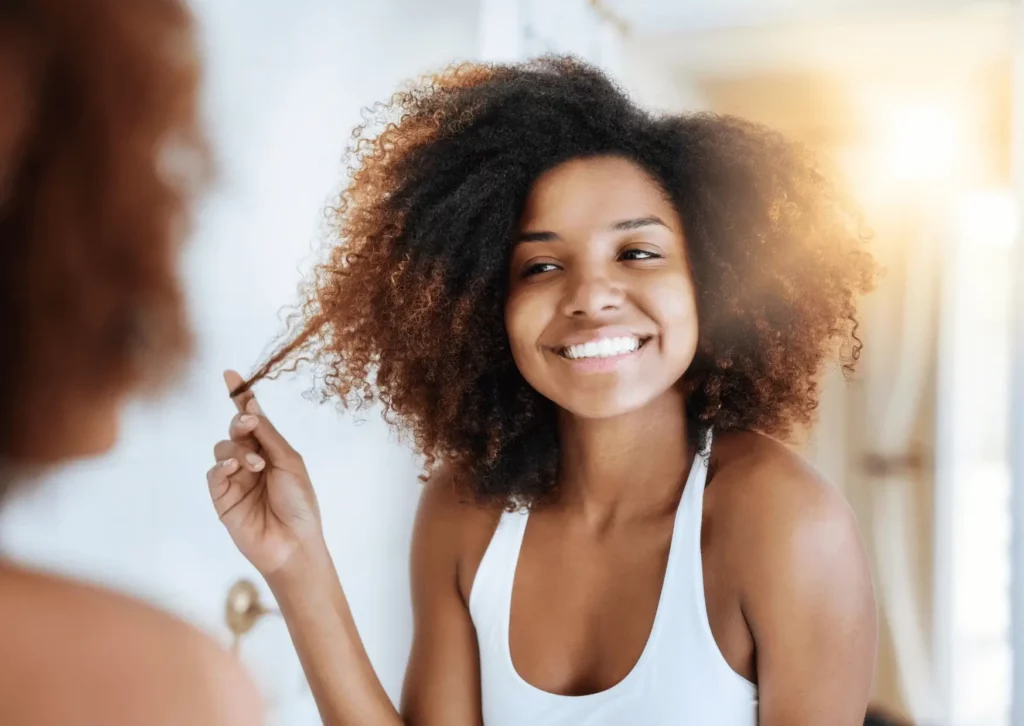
[0,0,209,460]
[240,57,876,508]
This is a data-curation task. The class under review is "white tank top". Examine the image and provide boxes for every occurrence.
[468,441,759,725]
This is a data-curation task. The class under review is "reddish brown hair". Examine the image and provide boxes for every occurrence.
[0,0,209,459]
[241,58,876,507]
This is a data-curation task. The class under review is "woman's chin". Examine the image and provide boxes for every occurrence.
[11,408,120,467]
[551,390,656,422]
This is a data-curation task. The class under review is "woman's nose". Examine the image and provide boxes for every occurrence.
[560,268,625,318]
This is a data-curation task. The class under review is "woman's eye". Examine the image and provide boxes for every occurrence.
[523,262,560,277]
[620,248,662,261]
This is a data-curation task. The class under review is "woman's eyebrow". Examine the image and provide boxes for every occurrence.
[609,216,668,231]
[515,230,560,244]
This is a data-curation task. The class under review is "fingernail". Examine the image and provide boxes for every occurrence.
[221,458,237,469]
[239,414,258,427]
[246,398,263,415]
[245,453,265,470]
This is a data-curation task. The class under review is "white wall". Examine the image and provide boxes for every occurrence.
[1010,8,1024,726]
[619,41,709,114]
[0,0,478,721]
[478,0,707,114]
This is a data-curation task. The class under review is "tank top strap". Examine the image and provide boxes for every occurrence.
[664,429,712,630]
[468,506,528,651]
[675,429,712,543]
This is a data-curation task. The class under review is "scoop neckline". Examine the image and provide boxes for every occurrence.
[501,449,706,702]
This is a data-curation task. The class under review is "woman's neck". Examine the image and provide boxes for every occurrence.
[555,387,693,525]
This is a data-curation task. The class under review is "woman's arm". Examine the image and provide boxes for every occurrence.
[735,451,877,725]
[208,373,482,726]
[263,473,485,726]
[264,543,403,726]
[400,468,486,724]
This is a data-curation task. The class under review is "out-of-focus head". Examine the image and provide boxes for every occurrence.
[0,0,209,465]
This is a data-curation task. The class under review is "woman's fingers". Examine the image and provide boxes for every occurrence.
[206,458,240,516]
[223,369,253,413]
[213,440,265,471]
[243,401,300,466]
[229,412,259,443]
[223,369,298,466]
[207,442,266,521]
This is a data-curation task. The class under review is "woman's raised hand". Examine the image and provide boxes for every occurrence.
[207,370,324,578]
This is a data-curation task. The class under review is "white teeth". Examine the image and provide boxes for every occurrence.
[563,336,642,360]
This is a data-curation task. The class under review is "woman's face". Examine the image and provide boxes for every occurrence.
[505,155,699,420]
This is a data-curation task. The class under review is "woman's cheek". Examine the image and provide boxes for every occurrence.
[505,287,552,355]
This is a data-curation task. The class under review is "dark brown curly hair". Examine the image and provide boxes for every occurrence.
[0,0,209,460]
[240,57,876,507]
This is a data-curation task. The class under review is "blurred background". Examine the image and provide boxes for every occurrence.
[1,1,1021,724]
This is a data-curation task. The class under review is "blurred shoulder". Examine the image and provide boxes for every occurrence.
[0,563,263,726]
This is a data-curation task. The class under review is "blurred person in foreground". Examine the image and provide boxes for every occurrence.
[210,58,878,725]
[0,1,262,724]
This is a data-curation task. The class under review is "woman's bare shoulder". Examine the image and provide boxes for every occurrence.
[706,429,872,613]
[0,563,263,726]
[709,430,844,515]
[416,463,504,603]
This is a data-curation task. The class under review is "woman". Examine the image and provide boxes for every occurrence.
[1,1,262,724]
[209,57,878,725]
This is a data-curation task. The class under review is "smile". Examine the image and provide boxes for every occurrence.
[556,336,651,361]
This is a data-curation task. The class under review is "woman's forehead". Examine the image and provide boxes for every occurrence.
[519,156,680,233]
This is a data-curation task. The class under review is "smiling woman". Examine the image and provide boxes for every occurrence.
[235,57,876,507]
[209,56,879,726]
[506,156,699,420]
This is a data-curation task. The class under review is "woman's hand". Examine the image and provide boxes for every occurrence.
[207,374,408,726]
[207,370,324,579]
[207,372,481,726]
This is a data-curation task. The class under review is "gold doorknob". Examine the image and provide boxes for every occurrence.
[225,578,278,653]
